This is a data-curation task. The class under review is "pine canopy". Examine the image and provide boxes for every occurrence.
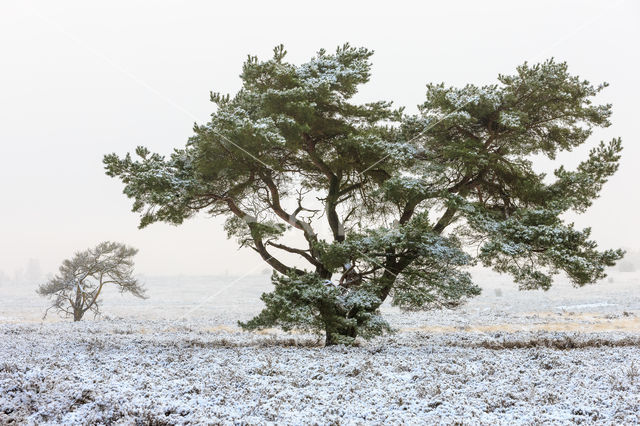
[104,44,623,345]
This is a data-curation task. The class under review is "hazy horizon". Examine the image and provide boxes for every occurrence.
[1,0,638,277]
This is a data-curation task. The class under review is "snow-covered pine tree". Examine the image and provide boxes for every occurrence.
[104,44,623,345]
[37,242,146,321]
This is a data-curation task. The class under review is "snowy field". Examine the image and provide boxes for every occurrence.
[1,269,639,424]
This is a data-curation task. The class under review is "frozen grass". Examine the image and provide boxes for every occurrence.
[1,270,639,424]
[1,320,640,425]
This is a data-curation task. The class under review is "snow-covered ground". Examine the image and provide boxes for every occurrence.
[1,269,639,424]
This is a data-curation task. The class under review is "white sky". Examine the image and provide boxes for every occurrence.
[0,0,638,277]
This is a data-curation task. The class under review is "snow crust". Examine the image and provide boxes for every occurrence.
[2,270,639,424]
[1,321,639,425]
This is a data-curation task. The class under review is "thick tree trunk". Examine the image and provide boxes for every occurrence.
[320,301,358,346]
[324,319,357,346]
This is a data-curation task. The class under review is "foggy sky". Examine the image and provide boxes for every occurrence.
[1,0,638,277]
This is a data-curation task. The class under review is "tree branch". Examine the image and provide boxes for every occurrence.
[224,197,304,276]
[266,241,325,269]
[302,133,344,243]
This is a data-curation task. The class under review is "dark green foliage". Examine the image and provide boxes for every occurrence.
[465,206,623,289]
[240,272,390,346]
[104,45,623,345]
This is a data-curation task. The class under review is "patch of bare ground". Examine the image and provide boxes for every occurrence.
[402,311,640,333]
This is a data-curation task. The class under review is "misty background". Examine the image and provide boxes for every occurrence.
[1,0,638,284]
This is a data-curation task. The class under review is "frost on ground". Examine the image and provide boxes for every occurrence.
[1,270,639,424]
[1,321,640,425]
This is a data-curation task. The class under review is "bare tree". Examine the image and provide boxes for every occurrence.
[37,242,147,321]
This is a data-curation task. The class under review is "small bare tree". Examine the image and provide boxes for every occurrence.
[37,242,147,321]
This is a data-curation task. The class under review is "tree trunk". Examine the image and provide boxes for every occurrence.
[73,284,84,321]
[321,302,357,346]
[324,321,357,346]
[73,308,83,322]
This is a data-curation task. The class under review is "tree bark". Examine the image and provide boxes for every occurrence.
[73,284,84,321]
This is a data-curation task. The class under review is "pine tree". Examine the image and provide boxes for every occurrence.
[37,242,146,321]
[104,45,623,345]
